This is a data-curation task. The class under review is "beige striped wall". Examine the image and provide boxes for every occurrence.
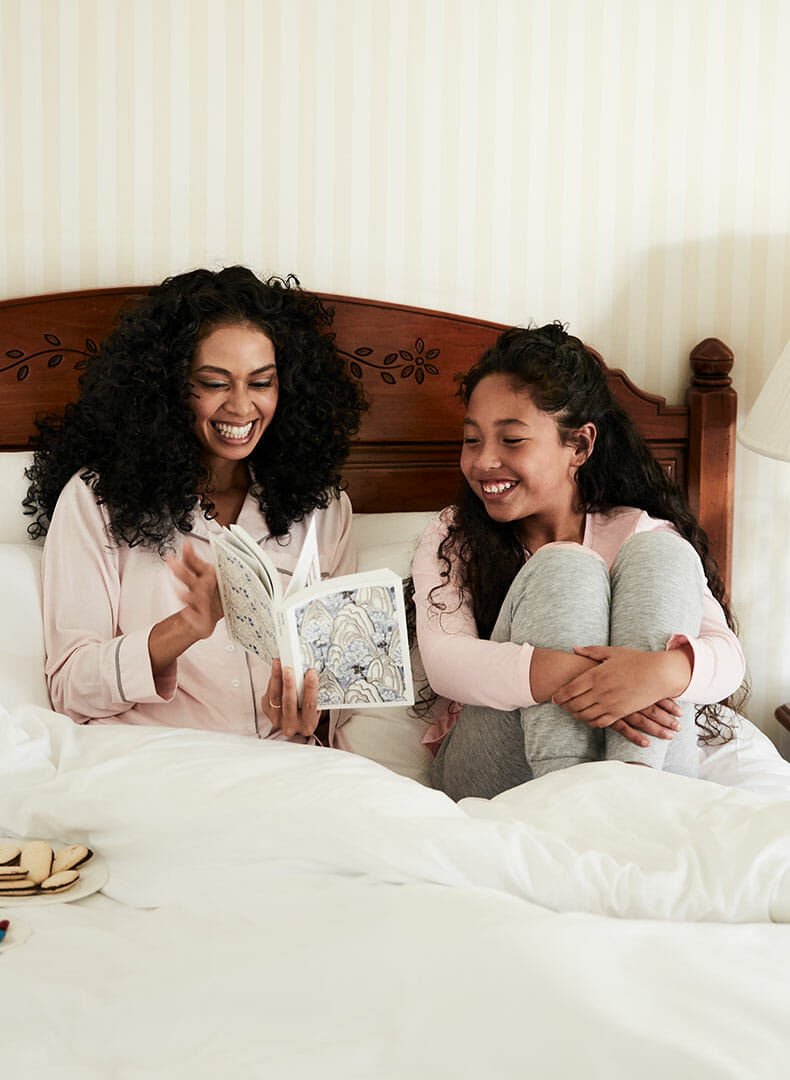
[3,0,790,751]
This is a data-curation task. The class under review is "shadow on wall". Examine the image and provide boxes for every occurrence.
[590,233,790,408]
[589,234,790,750]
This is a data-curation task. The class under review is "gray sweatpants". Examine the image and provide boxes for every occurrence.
[431,530,706,800]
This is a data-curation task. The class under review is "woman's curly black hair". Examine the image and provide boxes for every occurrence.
[429,321,746,742]
[24,266,367,549]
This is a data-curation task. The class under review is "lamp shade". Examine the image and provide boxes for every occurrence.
[738,339,790,461]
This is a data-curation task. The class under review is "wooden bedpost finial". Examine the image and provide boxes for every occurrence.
[687,337,736,596]
[690,338,734,388]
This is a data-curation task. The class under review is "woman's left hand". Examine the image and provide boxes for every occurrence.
[550,644,693,729]
[262,658,321,738]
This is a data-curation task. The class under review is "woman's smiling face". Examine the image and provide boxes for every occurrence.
[460,373,592,544]
[189,322,279,468]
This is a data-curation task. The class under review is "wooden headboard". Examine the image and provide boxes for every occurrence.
[0,287,736,588]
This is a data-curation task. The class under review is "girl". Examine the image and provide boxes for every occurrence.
[412,323,745,800]
[25,266,366,742]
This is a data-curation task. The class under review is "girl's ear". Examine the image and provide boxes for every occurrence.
[572,423,597,465]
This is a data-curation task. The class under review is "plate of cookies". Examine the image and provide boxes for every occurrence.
[0,839,108,905]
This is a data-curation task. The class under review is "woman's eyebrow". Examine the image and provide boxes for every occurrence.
[193,363,277,376]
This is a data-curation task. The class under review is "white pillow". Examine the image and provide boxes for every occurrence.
[0,542,50,709]
[351,511,435,578]
[699,711,790,798]
[0,454,48,707]
[333,645,434,785]
[335,511,435,783]
[0,450,34,544]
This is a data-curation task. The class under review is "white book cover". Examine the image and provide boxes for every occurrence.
[209,520,414,709]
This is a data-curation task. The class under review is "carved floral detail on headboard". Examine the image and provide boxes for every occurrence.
[337,337,440,386]
[2,334,97,381]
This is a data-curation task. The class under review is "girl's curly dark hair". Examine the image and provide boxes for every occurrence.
[430,321,746,742]
[24,266,367,549]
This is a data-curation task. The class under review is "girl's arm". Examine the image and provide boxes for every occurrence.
[550,644,693,727]
[414,514,675,709]
[551,592,745,727]
[413,514,716,746]
[413,515,541,710]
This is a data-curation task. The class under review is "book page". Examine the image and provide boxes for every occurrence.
[284,516,321,598]
[286,570,414,709]
[226,524,279,600]
[212,540,280,665]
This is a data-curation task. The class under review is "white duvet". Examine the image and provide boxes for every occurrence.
[2,703,790,1078]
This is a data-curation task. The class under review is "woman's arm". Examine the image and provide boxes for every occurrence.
[42,475,189,720]
[323,490,357,577]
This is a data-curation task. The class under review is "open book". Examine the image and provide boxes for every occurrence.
[209,520,414,709]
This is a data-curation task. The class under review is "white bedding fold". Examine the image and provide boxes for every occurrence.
[1,704,789,922]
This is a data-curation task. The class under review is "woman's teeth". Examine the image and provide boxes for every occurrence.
[482,481,516,494]
[213,421,254,440]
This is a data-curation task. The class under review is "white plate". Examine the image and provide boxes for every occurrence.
[0,914,33,951]
[0,839,108,906]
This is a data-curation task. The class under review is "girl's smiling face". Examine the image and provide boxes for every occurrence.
[189,322,279,469]
[460,373,594,547]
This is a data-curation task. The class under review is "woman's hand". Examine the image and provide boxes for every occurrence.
[550,644,693,732]
[262,658,321,738]
[165,539,224,640]
[149,540,224,675]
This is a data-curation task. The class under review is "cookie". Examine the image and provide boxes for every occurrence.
[39,869,80,894]
[52,844,93,874]
[0,866,28,880]
[20,840,54,884]
[0,876,38,896]
[0,843,21,865]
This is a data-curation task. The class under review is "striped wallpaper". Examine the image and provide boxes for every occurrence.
[2,0,790,750]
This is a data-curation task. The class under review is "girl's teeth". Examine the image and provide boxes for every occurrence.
[483,481,515,494]
[214,421,253,440]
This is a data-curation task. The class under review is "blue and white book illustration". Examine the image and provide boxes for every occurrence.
[210,520,414,709]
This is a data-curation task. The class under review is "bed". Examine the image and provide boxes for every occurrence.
[2,287,790,1078]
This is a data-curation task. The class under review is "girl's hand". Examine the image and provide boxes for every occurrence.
[165,539,224,640]
[608,699,683,749]
[263,658,321,738]
[550,645,693,729]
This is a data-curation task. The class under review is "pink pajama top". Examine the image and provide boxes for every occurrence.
[412,506,746,750]
[41,472,355,741]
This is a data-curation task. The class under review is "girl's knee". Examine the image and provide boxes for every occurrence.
[499,542,611,647]
[509,542,608,595]
[612,530,704,588]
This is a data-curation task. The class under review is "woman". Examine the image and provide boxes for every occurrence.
[25,266,366,742]
[412,323,745,799]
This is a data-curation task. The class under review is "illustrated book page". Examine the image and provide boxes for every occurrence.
[210,522,413,708]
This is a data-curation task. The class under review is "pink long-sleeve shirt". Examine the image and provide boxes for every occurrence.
[41,472,355,740]
[412,506,746,749]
